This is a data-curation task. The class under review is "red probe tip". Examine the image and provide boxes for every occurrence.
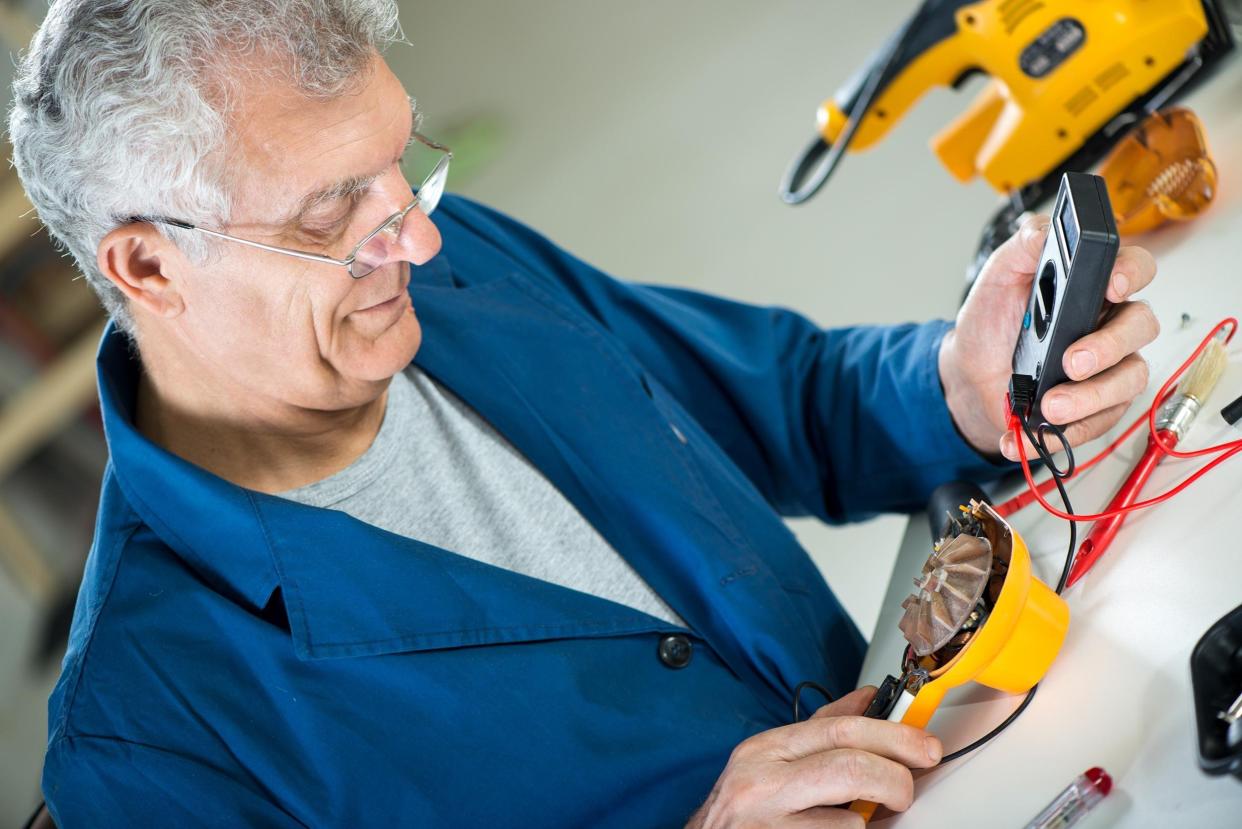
[1084,766,1113,797]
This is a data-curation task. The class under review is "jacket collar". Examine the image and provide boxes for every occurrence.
[97,323,281,610]
[94,252,455,613]
[249,489,675,661]
[97,251,679,662]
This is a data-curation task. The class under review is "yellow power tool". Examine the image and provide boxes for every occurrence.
[780,1,1235,275]
[781,0,1234,206]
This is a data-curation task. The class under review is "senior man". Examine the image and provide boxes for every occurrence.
[10,1,1159,827]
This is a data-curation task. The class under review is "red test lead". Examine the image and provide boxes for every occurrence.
[1010,318,1242,526]
[1066,331,1229,586]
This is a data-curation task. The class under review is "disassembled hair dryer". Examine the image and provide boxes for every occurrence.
[849,497,1071,821]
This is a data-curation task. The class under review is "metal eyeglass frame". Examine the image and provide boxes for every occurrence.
[134,132,451,279]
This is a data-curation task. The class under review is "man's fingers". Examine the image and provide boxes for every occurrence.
[1013,213,1051,268]
[784,806,866,828]
[781,749,916,813]
[1105,246,1157,303]
[1000,402,1130,461]
[763,713,941,769]
[809,686,875,720]
[1050,401,1132,453]
[1041,353,1149,425]
[983,214,1051,285]
[709,686,939,825]
[979,223,1156,301]
[1062,301,1160,381]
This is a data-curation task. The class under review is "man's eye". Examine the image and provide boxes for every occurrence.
[302,216,348,238]
[303,190,367,239]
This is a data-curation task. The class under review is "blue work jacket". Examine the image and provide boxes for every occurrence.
[43,195,1006,827]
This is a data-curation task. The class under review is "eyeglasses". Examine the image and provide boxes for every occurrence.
[136,132,451,280]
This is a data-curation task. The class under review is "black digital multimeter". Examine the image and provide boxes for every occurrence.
[1011,172,1120,425]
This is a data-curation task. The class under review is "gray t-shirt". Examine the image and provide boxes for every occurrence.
[279,365,684,627]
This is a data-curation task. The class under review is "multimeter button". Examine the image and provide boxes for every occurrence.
[658,634,693,669]
[1023,311,1032,330]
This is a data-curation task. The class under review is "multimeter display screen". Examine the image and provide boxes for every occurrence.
[1060,198,1080,263]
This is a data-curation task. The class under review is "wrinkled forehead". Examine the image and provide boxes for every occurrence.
[224,53,412,226]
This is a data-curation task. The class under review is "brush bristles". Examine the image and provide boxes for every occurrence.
[1179,339,1229,405]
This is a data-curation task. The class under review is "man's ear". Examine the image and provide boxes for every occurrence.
[96,223,188,319]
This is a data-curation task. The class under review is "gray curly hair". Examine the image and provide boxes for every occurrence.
[8,0,402,335]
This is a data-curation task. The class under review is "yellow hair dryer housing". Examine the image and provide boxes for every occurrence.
[849,500,1070,821]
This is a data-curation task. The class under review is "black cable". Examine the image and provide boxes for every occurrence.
[1019,414,1078,594]
[938,410,1077,765]
[776,54,886,204]
[791,680,836,723]
[778,1,932,204]
[1033,420,1077,480]
[939,683,1040,765]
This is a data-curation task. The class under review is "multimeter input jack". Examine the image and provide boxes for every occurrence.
[1034,260,1057,341]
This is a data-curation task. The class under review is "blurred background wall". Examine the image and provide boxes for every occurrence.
[0,0,1005,819]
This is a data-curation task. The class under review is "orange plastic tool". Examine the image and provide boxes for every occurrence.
[1100,107,1218,235]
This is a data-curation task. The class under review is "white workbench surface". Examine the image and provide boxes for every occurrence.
[858,53,1242,828]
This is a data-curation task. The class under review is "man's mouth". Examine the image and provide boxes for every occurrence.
[354,271,413,315]
[355,292,407,314]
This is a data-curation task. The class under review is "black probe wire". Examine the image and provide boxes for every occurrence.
[1020,414,1078,596]
[937,413,1077,765]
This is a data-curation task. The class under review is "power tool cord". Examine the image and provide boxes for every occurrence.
[779,1,932,204]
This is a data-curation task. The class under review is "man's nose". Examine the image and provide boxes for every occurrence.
[366,166,443,267]
[358,166,443,269]
[387,207,441,267]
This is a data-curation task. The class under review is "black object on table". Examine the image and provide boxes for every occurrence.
[1191,602,1242,780]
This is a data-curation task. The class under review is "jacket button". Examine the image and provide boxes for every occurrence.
[658,634,692,669]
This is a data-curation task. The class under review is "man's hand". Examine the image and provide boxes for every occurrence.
[939,214,1160,460]
[686,687,941,828]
